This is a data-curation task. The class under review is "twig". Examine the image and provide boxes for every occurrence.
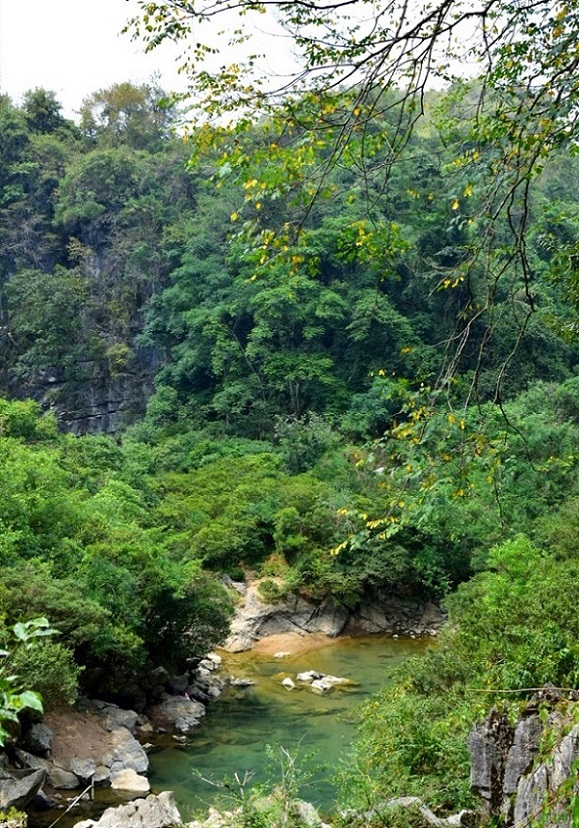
[47,779,95,828]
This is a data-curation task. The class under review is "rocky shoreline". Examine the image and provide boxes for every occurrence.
[4,582,575,828]
[0,587,446,827]
[223,581,444,652]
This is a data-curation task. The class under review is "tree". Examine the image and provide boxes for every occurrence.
[22,88,69,135]
[129,0,579,404]
[78,81,176,151]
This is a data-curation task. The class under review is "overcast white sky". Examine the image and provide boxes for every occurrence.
[0,0,298,121]
[0,0,188,118]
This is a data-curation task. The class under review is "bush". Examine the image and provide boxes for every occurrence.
[10,639,82,707]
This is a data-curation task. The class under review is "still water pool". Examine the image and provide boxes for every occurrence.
[149,635,427,820]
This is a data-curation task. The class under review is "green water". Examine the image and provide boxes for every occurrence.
[149,636,427,819]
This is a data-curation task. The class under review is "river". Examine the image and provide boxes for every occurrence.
[149,635,427,822]
[30,634,427,827]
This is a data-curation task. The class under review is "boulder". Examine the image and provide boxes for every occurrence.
[98,704,139,734]
[0,768,46,810]
[296,671,323,683]
[186,686,211,706]
[14,750,49,773]
[282,678,295,690]
[292,800,329,827]
[310,675,353,694]
[93,765,111,786]
[110,768,150,794]
[228,678,256,688]
[69,758,97,783]
[48,766,81,790]
[198,656,221,673]
[150,695,206,734]
[191,669,226,700]
[166,675,189,695]
[102,727,149,775]
[24,723,53,756]
[73,790,182,828]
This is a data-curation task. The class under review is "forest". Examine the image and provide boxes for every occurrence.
[2,32,579,822]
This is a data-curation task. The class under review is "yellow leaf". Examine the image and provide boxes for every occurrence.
[452,199,460,210]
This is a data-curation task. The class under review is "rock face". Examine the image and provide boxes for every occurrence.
[468,691,579,827]
[224,584,349,652]
[223,583,444,652]
[468,708,514,813]
[343,593,444,637]
[26,351,158,436]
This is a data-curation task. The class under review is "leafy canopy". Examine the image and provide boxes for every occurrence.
[129,0,579,403]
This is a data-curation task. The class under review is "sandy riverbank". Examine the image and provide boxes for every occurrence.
[248,631,351,657]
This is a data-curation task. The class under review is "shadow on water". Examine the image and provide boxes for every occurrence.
[149,635,428,821]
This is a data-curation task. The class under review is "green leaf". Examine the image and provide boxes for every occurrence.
[15,690,43,713]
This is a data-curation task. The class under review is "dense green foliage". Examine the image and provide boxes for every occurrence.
[3,71,579,822]
[344,530,579,816]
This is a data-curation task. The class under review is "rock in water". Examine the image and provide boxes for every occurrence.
[110,768,150,794]
[73,790,182,827]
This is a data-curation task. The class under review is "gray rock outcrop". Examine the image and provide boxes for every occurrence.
[468,707,514,813]
[223,583,445,652]
[224,584,349,652]
[468,693,579,827]
[0,767,46,810]
[73,790,182,828]
[343,594,444,637]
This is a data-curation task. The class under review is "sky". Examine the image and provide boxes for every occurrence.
[0,0,297,121]
[0,0,187,118]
